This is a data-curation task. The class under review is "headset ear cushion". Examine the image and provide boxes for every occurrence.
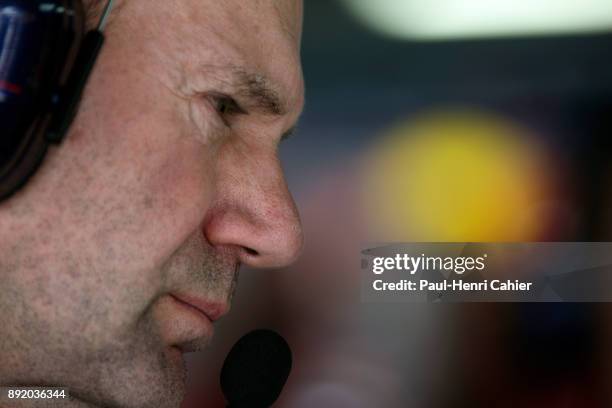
[0,0,84,200]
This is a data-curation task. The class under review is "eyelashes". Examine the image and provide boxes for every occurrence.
[209,94,247,126]
[190,92,247,144]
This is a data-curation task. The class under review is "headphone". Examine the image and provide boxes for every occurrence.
[0,0,113,201]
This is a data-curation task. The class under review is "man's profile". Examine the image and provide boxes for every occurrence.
[0,0,305,406]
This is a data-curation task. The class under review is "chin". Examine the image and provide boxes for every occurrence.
[71,349,188,408]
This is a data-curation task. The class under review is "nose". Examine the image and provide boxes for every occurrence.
[203,143,303,268]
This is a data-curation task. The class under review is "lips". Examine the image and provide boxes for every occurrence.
[169,293,229,323]
[154,290,232,355]
[160,295,214,353]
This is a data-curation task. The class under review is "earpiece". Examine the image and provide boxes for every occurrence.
[0,0,113,201]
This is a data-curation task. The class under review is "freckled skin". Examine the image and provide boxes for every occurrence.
[0,1,304,407]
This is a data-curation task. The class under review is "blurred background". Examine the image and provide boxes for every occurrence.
[184,1,612,406]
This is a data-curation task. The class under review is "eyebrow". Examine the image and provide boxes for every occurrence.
[224,68,300,140]
[231,69,287,116]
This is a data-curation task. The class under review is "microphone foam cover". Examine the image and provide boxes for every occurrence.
[220,329,292,408]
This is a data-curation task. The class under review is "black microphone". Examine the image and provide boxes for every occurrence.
[220,329,292,408]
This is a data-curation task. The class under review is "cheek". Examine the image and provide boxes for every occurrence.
[144,135,217,240]
[86,115,217,276]
[73,73,217,272]
[21,112,219,348]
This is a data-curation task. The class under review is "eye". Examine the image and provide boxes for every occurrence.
[212,95,245,118]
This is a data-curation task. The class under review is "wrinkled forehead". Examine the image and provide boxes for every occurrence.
[110,0,304,116]
[89,0,303,60]
[187,0,303,62]
[188,0,301,42]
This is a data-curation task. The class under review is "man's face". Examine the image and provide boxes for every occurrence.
[0,0,304,406]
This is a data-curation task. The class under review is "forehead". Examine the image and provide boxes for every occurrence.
[114,0,304,116]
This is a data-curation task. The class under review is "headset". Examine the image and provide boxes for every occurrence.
[0,0,114,201]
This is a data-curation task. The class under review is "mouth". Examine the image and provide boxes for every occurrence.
[170,293,230,322]
[164,294,223,353]
[162,272,234,354]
